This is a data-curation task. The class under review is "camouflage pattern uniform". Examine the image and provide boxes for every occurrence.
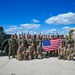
[37,43,43,59]
[8,35,17,58]
[20,38,28,48]
[28,43,36,60]
[27,38,33,46]
[58,44,66,59]
[69,37,74,48]
[36,35,42,45]
[64,36,70,49]
[66,46,74,60]
[14,35,18,55]
[17,37,21,47]
[17,45,27,60]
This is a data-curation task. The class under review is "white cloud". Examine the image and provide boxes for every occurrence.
[45,12,75,25]
[47,29,57,33]
[5,23,41,34]
[50,29,57,32]
[5,25,24,34]
[33,19,40,23]
[58,26,71,36]
[45,29,58,34]
[33,31,38,34]
[20,23,40,29]
[62,26,70,29]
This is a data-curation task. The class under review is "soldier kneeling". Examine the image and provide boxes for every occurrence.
[66,44,74,60]
[37,43,43,59]
[58,42,66,60]
[28,43,37,60]
[17,43,27,60]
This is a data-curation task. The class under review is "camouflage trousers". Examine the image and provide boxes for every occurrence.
[58,51,66,59]
[66,54,74,60]
[29,52,37,60]
[8,46,16,58]
[37,52,47,59]
[16,52,29,60]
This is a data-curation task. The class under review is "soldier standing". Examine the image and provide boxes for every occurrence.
[27,35,33,47]
[8,35,17,59]
[17,34,21,47]
[64,35,70,49]
[69,36,74,48]
[20,36,28,48]
[14,34,18,55]
[60,35,65,46]
[36,35,42,46]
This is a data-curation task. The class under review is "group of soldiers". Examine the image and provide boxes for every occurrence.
[8,34,75,61]
[8,34,47,60]
[58,35,75,60]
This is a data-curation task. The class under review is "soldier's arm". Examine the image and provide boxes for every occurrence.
[63,47,66,52]
[34,48,36,54]
[71,47,74,53]
[13,39,17,47]
[18,47,22,54]
[19,39,22,46]
[37,46,40,53]
[37,46,39,53]
[24,47,27,52]
[58,47,60,54]
[8,39,12,46]
[28,46,31,55]
[73,47,75,56]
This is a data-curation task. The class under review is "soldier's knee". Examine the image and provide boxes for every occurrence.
[42,52,47,58]
[58,55,63,59]
[38,54,42,59]
[29,55,32,60]
[67,56,71,60]
[17,55,23,60]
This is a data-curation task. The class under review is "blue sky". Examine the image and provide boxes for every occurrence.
[0,0,75,35]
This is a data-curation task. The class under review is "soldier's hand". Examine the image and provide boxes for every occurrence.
[22,51,25,55]
[29,55,32,60]
[60,52,62,55]
[71,54,73,56]
[64,49,66,52]
[34,51,36,55]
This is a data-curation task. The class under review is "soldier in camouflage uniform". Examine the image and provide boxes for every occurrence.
[14,34,18,55]
[8,35,17,59]
[58,42,66,59]
[27,35,33,47]
[60,35,65,46]
[17,34,21,47]
[66,44,74,60]
[28,43,37,60]
[69,36,74,48]
[36,35,42,49]
[64,35,70,49]
[37,42,43,59]
[17,42,27,60]
[32,35,37,52]
[37,42,47,59]
[20,36,28,48]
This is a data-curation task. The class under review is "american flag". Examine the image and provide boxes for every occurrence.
[42,39,61,52]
